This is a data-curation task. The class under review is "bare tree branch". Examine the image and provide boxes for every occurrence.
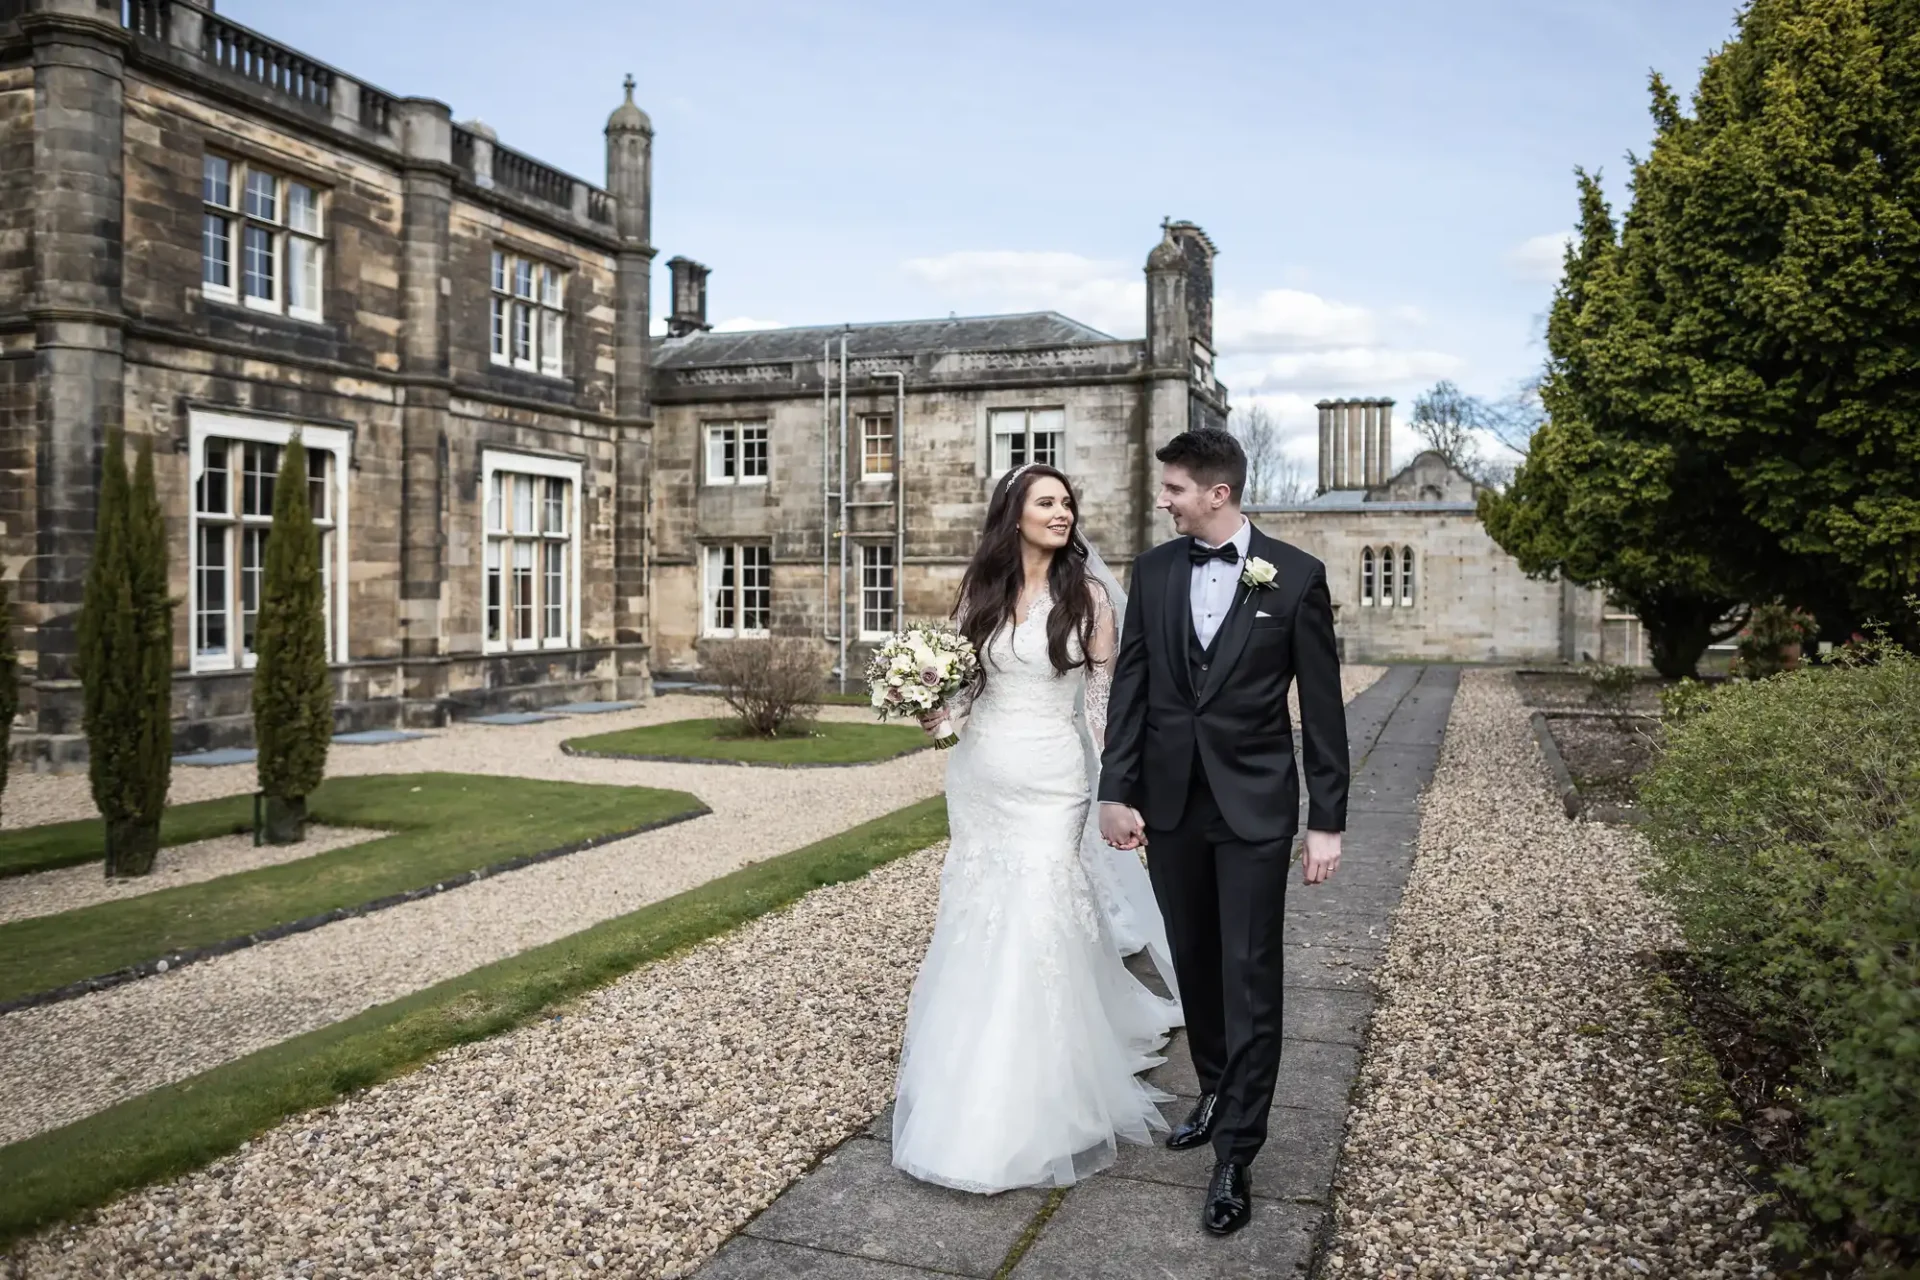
[1229,404,1310,504]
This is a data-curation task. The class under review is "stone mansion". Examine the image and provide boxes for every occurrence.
[2,0,1232,761]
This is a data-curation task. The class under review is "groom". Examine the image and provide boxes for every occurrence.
[1098,427,1350,1236]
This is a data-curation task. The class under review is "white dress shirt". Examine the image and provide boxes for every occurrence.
[1190,519,1252,649]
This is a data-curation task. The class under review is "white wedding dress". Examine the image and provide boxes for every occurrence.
[891,585,1183,1193]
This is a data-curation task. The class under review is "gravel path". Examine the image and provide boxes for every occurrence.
[6,666,1389,1276]
[1323,671,1773,1279]
[7,846,947,1279]
[0,697,945,1148]
[0,826,381,926]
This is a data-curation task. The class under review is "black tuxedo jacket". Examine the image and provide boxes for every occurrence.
[1097,525,1350,845]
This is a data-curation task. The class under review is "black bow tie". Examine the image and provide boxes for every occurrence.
[1189,540,1241,567]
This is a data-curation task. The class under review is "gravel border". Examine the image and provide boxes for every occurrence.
[559,743,932,769]
[6,846,950,1279]
[0,701,948,1148]
[1323,671,1774,1279]
[0,804,709,1018]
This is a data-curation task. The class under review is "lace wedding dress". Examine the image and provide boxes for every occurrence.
[891,586,1182,1193]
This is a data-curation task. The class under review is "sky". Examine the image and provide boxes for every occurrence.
[228,0,1744,467]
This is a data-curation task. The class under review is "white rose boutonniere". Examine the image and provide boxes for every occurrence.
[1241,556,1279,590]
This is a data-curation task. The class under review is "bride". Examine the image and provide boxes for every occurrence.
[890,462,1184,1194]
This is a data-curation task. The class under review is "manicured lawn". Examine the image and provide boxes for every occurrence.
[0,795,258,880]
[0,793,949,1246]
[0,773,705,1006]
[566,716,927,765]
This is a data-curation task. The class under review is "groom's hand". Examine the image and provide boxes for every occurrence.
[1099,803,1147,851]
[1302,829,1342,885]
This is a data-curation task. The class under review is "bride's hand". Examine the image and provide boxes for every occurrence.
[917,710,948,735]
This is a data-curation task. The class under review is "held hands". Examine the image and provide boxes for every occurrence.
[1098,803,1148,851]
[1301,829,1341,885]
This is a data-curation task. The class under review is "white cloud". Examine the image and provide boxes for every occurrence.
[1508,231,1573,283]
[1214,290,1376,354]
[712,315,785,332]
[898,246,1469,416]
[901,250,1143,338]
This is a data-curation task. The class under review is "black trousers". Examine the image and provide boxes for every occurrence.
[1144,757,1292,1166]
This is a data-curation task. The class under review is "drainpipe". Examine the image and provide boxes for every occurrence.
[867,370,907,633]
[821,338,832,653]
[837,330,850,692]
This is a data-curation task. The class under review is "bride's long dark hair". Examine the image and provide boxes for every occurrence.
[954,464,1098,691]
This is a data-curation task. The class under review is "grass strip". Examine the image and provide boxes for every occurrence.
[0,792,947,1248]
[565,717,926,766]
[0,774,703,1006]
[0,795,258,880]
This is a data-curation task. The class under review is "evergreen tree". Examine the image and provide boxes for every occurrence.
[1628,0,1920,640]
[252,437,332,843]
[79,430,172,875]
[1480,171,1748,676]
[0,572,17,823]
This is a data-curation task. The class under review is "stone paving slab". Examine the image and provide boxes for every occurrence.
[1010,1175,1319,1279]
[696,665,1459,1279]
[702,1236,958,1279]
[171,748,257,767]
[1107,1099,1345,1200]
[331,729,431,745]
[742,1137,1046,1278]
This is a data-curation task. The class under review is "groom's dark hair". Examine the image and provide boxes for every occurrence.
[1157,428,1247,503]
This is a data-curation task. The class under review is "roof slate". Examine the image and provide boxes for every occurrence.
[653,311,1122,368]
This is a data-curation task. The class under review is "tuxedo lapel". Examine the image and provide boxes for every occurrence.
[1165,546,1195,701]
[1195,527,1272,711]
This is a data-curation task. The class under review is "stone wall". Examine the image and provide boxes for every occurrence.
[1254,507,1612,664]
[648,360,1154,676]
[4,3,650,764]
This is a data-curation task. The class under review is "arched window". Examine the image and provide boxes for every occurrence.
[1360,547,1375,606]
[1380,545,1396,607]
[1401,547,1416,605]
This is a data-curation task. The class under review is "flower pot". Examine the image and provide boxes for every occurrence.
[1779,641,1803,672]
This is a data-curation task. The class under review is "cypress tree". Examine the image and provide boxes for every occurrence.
[0,572,16,823]
[79,429,172,876]
[252,436,332,843]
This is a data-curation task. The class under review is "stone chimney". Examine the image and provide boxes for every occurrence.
[666,256,711,337]
[1316,397,1395,492]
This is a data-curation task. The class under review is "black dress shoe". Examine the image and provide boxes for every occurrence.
[1204,1160,1252,1236]
[1166,1093,1218,1151]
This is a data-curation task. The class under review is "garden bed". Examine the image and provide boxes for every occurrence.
[563,717,928,767]
[0,774,706,1010]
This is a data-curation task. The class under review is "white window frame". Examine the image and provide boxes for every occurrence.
[187,411,351,674]
[489,250,567,378]
[201,153,325,322]
[1400,546,1416,606]
[988,407,1064,478]
[703,420,770,487]
[1360,546,1376,608]
[703,543,772,638]
[1379,544,1397,608]
[859,543,896,639]
[860,412,896,480]
[481,450,584,654]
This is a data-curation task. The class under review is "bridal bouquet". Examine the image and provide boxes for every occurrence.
[867,623,980,749]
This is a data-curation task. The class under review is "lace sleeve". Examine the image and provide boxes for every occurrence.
[1085,585,1118,749]
[948,598,977,723]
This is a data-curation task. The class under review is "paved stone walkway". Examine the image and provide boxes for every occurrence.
[692,665,1460,1279]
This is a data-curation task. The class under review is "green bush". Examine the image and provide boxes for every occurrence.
[251,438,332,843]
[1640,636,1919,1258]
[77,432,173,877]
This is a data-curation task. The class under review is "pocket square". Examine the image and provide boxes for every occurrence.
[1255,610,1273,618]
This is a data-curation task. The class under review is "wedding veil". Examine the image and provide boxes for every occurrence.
[1078,540,1182,1011]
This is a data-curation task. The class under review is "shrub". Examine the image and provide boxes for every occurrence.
[1640,634,1919,1260]
[1732,599,1818,679]
[251,438,333,844]
[1583,662,1640,712]
[706,639,827,738]
[0,572,15,821]
[78,431,173,877]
